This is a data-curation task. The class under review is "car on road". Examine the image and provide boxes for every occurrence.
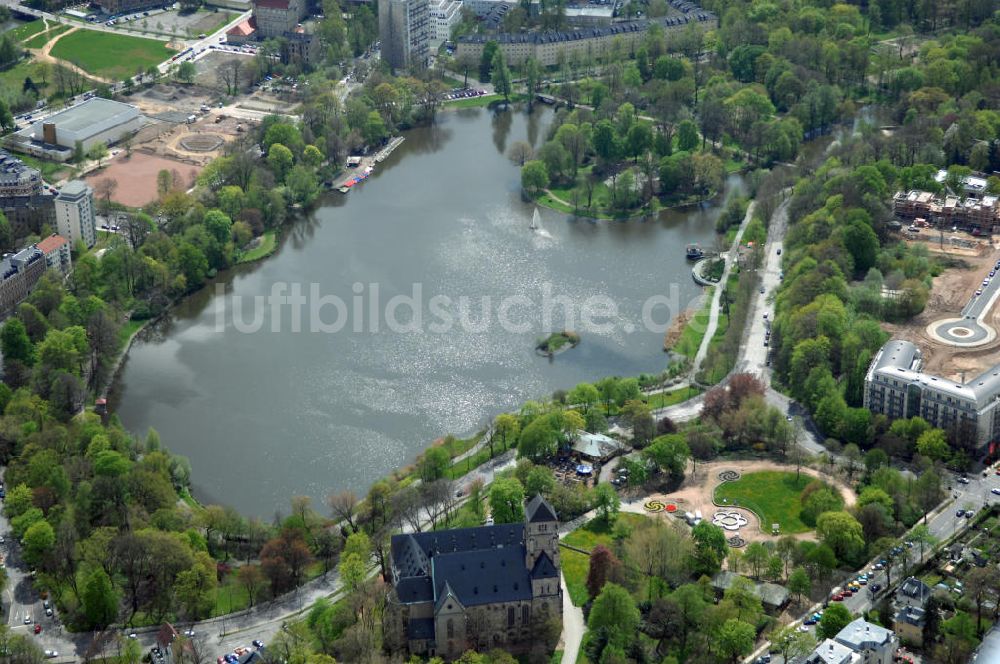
[831,593,844,601]
[977,289,983,296]
[776,248,781,255]
[24,615,31,625]
[43,650,57,658]
[870,583,882,593]
[252,640,265,649]
[993,488,1000,495]
[759,286,765,294]
[966,510,975,518]
[957,509,966,517]
[184,629,196,637]
[958,476,970,484]
[34,624,41,634]
[797,624,810,632]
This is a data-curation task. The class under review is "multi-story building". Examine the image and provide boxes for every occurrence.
[54,181,97,249]
[864,340,1000,452]
[387,495,562,659]
[8,98,142,163]
[429,0,462,50]
[254,0,307,38]
[379,0,430,70]
[806,619,898,664]
[0,195,55,240]
[95,0,167,14]
[37,235,71,276]
[281,31,323,66]
[456,12,716,67]
[892,190,1000,234]
[0,246,46,318]
[0,150,42,199]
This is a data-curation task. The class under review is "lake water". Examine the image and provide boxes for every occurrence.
[110,105,742,517]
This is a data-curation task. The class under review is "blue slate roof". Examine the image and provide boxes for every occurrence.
[531,552,559,579]
[431,546,534,607]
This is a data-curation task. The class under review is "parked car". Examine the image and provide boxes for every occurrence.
[831,593,844,601]
[252,640,265,649]
[43,650,57,658]
[34,624,41,634]
[24,616,31,625]
[958,476,970,484]
[992,488,1000,495]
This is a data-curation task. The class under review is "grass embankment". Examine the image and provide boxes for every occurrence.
[561,513,650,606]
[16,153,75,182]
[713,470,814,534]
[444,93,528,109]
[238,231,277,264]
[50,29,174,81]
[671,290,713,359]
[6,18,46,42]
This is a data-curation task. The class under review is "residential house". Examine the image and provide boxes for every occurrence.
[36,234,71,275]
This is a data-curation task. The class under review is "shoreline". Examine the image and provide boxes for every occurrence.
[107,106,715,519]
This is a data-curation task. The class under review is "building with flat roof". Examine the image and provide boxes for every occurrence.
[864,340,1000,451]
[456,12,715,67]
[805,640,858,664]
[380,0,430,70]
[0,150,42,199]
[253,0,307,38]
[429,0,462,50]
[834,618,897,664]
[8,98,142,162]
[54,181,97,249]
[892,189,1000,234]
[0,246,46,318]
[95,0,167,14]
[37,235,71,276]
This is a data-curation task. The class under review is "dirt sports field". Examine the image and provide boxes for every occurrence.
[884,235,1000,381]
[84,153,201,207]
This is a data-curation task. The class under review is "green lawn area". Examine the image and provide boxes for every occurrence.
[5,19,46,42]
[713,471,815,534]
[671,289,713,358]
[117,318,145,348]
[560,513,651,606]
[16,153,76,183]
[644,385,701,409]
[444,93,527,109]
[212,569,252,616]
[50,30,174,81]
[237,231,277,263]
[23,24,70,49]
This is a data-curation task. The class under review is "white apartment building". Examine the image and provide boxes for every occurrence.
[379,0,430,70]
[54,180,97,249]
[864,340,1000,452]
[429,0,462,50]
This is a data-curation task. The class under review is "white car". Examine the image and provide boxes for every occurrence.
[44,650,58,659]
[23,615,31,624]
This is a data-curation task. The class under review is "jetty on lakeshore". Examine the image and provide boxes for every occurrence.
[328,136,406,193]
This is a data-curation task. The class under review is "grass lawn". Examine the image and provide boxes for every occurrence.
[212,569,252,616]
[24,24,70,49]
[16,154,76,183]
[561,513,651,606]
[444,93,527,109]
[644,385,701,409]
[5,19,46,42]
[713,471,815,534]
[117,318,145,348]
[671,290,713,358]
[237,231,277,263]
[50,29,174,81]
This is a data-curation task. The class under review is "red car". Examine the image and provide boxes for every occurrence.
[33,624,41,634]
[831,593,844,601]
[843,589,854,597]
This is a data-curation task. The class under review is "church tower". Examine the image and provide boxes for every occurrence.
[524,494,560,571]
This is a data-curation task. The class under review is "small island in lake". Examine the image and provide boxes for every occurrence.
[536,330,581,357]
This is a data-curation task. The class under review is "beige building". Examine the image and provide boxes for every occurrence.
[54,180,97,249]
[892,189,1000,234]
[388,495,562,659]
[253,0,306,39]
[456,12,716,67]
[36,235,71,276]
[0,246,46,318]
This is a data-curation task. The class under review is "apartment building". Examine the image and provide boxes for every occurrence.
[0,150,42,199]
[253,0,307,38]
[380,0,430,70]
[54,180,97,249]
[37,234,71,276]
[864,340,1000,452]
[429,0,462,50]
[892,189,1000,234]
[806,619,898,664]
[455,12,715,67]
[0,246,46,318]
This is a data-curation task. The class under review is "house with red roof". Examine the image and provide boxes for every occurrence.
[36,234,70,275]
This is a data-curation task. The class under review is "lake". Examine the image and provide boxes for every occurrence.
[110,105,742,517]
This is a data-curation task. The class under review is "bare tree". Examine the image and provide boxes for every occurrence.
[507,140,534,166]
[327,489,359,532]
[94,178,118,213]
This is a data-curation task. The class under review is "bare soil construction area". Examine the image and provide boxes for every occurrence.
[883,236,1000,380]
[84,152,200,207]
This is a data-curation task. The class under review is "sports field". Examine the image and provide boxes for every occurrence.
[50,29,174,81]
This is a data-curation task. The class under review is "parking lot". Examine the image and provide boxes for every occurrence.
[67,2,238,41]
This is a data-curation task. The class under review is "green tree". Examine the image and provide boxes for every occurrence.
[176,61,196,83]
[488,477,525,523]
[816,511,865,562]
[491,49,512,102]
[81,568,119,629]
[644,434,690,479]
[22,520,54,566]
[717,619,755,663]
[87,142,109,167]
[916,428,951,464]
[267,143,294,181]
[677,119,699,152]
[788,566,811,604]
[587,583,640,647]
[818,602,853,639]
[479,40,498,82]
[594,483,620,524]
[521,160,549,195]
[691,521,727,576]
[1,319,34,366]
[418,446,450,481]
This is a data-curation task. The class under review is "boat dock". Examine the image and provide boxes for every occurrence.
[328,136,406,194]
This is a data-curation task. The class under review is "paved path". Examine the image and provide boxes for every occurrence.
[692,202,756,376]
